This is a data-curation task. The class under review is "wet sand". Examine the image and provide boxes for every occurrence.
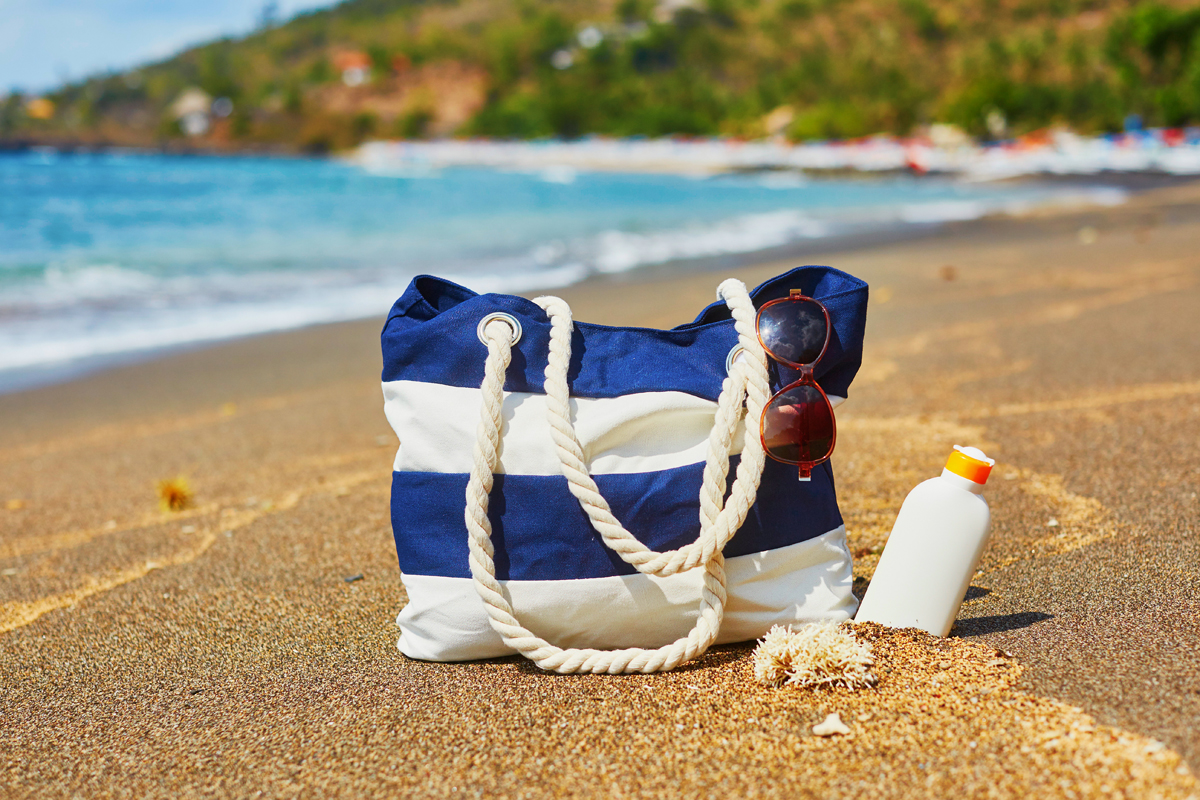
[2,183,1199,797]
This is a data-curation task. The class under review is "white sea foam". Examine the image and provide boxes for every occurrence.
[41,264,158,302]
[898,200,990,224]
[590,210,830,274]
[0,284,402,373]
[539,165,578,184]
[438,262,590,294]
[573,187,1127,275]
[0,262,594,375]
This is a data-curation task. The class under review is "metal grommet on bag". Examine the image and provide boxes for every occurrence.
[477,312,522,347]
[725,344,746,374]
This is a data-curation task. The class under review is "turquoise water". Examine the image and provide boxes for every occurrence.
[0,150,1122,387]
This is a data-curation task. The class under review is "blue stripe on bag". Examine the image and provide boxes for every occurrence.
[391,458,844,581]
[381,266,869,403]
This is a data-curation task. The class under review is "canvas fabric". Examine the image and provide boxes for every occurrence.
[381,266,870,661]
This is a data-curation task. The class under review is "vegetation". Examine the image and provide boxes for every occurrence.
[4,0,1200,151]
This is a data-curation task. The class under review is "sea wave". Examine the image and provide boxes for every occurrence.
[0,157,1129,388]
[562,186,1126,275]
[0,263,594,374]
[589,211,830,274]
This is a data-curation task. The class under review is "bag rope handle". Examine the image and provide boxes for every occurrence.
[531,279,772,577]
[464,279,768,673]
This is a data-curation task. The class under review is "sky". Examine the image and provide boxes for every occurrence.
[1,0,341,94]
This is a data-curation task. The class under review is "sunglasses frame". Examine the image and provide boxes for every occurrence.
[755,289,837,481]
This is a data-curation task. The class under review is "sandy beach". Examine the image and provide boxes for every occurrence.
[2,181,1199,797]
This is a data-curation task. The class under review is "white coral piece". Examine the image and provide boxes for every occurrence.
[752,622,876,690]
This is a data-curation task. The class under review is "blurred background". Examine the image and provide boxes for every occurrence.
[7,0,1200,147]
[2,0,1199,390]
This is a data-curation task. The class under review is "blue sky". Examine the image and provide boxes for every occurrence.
[1,0,340,94]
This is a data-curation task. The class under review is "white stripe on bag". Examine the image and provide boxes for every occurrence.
[383,380,843,476]
[395,526,857,661]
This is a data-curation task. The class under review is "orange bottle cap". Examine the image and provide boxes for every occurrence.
[946,445,994,484]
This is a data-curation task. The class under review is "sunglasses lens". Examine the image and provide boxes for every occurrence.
[758,298,828,366]
[762,383,835,464]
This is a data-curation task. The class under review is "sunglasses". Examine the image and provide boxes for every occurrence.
[751,290,837,481]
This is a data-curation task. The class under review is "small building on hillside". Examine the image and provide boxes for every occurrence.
[171,88,212,136]
[334,52,372,87]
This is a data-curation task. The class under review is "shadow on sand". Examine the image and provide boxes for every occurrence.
[954,611,1054,637]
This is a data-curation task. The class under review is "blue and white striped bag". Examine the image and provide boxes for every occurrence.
[381,266,869,672]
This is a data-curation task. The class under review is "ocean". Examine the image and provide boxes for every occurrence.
[0,149,1125,391]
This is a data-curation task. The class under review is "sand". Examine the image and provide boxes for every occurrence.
[2,181,1199,798]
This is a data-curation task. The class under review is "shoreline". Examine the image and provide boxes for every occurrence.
[0,208,1081,397]
[3,167,1182,397]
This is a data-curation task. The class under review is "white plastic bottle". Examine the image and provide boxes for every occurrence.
[855,445,995,637]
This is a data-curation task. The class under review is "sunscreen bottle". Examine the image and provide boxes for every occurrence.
[855,445,995,637]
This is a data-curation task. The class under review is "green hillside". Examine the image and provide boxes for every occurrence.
[4,0,1200,152]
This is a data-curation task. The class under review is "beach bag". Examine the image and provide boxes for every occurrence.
[381,265,869,673]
